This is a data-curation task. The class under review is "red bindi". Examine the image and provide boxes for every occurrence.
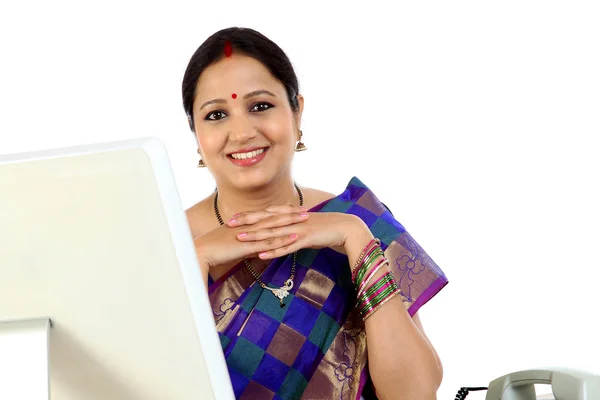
[231,93,237,99]
[224,40,233,57]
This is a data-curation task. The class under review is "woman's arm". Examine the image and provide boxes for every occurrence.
[413,311,444,378]
[343,216,443,400]
[195,247,211,290]
[186,210,211,290]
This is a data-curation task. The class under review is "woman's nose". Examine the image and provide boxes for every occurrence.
[228,118,256,142]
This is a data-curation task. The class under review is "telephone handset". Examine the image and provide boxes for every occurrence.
[484,368,600,400]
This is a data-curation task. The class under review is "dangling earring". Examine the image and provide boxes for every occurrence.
[295,130,307,152]
[197,148,206,168]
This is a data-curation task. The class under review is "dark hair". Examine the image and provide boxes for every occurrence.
[182,27,300,132]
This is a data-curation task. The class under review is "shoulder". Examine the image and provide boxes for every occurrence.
[185,194,216,239]
[300,186,337,210]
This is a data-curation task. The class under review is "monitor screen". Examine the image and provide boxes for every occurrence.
[0,138,234,400]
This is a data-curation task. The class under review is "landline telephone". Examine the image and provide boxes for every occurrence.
[455,368,600,399]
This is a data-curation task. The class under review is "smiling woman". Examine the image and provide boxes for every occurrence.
[186,49,301,192]
[181,27,448,400]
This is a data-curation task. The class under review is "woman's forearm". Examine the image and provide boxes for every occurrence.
[343,219,442,399]
[363,292,442,399]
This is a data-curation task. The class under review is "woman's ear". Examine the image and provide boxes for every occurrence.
[294,94,305,128]
[187,114,195,132]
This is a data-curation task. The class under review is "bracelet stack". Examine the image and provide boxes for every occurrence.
[352,238,400,321]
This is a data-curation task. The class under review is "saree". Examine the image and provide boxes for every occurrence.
[207,177,448,400]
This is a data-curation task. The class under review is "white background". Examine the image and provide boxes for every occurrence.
[1,1,599,398]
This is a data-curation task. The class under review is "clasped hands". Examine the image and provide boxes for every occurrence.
[195,204,371,271]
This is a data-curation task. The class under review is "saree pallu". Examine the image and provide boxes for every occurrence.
[207,177,448,400]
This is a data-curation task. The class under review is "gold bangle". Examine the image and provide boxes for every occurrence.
[351,238,380,275]
[353,247,384,286]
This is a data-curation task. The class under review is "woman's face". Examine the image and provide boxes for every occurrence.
[192,54,304,190]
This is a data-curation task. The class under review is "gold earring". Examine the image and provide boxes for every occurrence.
[295,130,307,152]
[197,148,206,168]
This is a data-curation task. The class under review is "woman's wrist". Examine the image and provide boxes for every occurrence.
[342,215,375,271]
[342,218,401,320]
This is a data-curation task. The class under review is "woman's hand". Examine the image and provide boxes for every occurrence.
[194,205,309,269]
[233,212,371,260]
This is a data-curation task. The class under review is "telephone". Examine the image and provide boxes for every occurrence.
[455,368,600,399]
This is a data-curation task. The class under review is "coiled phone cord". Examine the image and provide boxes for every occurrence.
[454,386,488,399]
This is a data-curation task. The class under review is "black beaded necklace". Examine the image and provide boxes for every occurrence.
[213,183,304,308]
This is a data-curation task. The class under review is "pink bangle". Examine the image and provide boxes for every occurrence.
[356,274,396,310]
[362,289,401,321]
[351,238,379,279]
[357,282,394,310]
[352,244,383,284]
[356,258,389,298]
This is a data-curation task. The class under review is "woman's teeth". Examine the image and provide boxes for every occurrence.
[230,148,265,160]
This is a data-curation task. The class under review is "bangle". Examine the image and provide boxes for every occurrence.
[356,272,400,320]
[359,283,397,314]
[356,258,389,298]
[362,289,400,321]
[351,238,379,277]
[356,273,395,310]
[351,238,377,273]
[353,246,384,286]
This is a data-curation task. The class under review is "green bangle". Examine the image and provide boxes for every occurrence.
[359,283,398,315]
[360,271,391,297]
[356,273,395,308]
[362,289,401,321]
[354,247,384,286]
[358,274,395,305]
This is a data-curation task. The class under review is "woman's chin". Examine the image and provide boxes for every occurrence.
[220,154,292,190]
[231,170,289,192]
[229,172,273,190]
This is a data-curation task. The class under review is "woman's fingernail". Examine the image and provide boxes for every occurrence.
[290,234,298,239]
[300,213,308,217]
[228,218,236,224]
[233,213,241,217]
[238,232,247,238]
[259,252,268,258]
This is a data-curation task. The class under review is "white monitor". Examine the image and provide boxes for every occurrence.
[0,137,234,400]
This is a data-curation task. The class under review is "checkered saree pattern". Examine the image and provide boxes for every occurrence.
[207,177,448,400]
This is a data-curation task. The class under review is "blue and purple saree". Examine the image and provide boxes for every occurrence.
[207,177,448,399]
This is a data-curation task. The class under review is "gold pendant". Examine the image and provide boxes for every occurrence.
[265,279,294,308]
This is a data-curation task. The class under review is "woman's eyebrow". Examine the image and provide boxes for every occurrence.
[243,89,276,99]
[199,89,277,111]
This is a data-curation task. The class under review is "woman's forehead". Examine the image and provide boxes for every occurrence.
[195,56,283,98]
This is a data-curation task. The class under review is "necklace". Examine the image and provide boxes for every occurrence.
[214,183,304,308]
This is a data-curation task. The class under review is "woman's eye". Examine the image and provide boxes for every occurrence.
[205,110,227,121]
[250,102,274,112]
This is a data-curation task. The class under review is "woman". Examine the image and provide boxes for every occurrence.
[183,27,448,400]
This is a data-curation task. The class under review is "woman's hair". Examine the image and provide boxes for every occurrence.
[182,27,300,132]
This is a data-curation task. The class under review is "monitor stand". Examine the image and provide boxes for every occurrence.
[0,318,52,400]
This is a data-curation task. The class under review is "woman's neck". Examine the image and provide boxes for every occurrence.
[214,176,301,221]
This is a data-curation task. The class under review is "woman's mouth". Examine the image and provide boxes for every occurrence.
[227,147,269,167]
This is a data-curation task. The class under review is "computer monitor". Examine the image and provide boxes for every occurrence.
[0,137,234,400]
